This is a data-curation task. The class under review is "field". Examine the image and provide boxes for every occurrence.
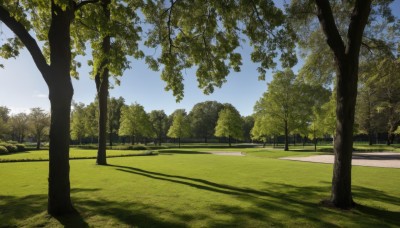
[0,146,399,227]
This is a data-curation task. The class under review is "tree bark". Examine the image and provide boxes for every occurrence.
[315,0,371,209]
[284,120,289,151]
[36,133,41,150]
[47,1,75,215]
[95,0,111,166]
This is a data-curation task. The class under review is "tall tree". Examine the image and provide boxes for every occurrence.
[189,101,224,143]
[242,115,255,143]
[254,69,307,151]
[9,113,29,143]
[108,97,125,147]
[75,0,143,165]
[119,103,153,145]
[0,0,105,214]
[84,101,99,144]
[149,110,168,146]
[288,0,398,209]
[28,108,50,149]
[0,106,10,140]
[167,111,190,148]
[215,106,243,147]
[70,102,87,145]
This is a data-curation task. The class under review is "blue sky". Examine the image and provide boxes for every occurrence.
[1,1,399,116]
[0,39,279,116]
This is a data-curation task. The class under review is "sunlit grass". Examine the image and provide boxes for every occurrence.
[0,148,147,162]
[0,147,399,227]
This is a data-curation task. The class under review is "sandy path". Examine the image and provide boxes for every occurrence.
[281,152,400,168]
[207,151,245,156]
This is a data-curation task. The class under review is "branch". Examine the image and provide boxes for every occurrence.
[0,5,50,80]
[347,0,372,58]
[167,0,177,54]
[75,0,99,11]
[315,0,346,60]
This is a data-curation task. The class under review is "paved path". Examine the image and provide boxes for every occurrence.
[281,152,400,168]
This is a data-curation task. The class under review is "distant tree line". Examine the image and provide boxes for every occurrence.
[67,99,253,147]
[0,106,50,149]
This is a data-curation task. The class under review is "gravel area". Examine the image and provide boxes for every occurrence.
[280,152,400,168]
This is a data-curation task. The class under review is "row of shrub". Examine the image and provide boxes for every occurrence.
[0,143,26,154]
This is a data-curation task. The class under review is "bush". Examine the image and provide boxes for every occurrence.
[127,145,148,150]
[4,144,18,153]
[16,144,26,152]
[0,146,9,154]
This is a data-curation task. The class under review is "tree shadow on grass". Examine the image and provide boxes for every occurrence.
[158,150,211,155]
[0,189,186,227]
[109,164,400,227]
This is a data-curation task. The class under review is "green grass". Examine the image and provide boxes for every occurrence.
[0,148,152,162]
[0,147,399,227]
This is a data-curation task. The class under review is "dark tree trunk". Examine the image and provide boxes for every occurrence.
[228,135,231,147]
[36,134,41,150]
[314,138,317,152]
[284,120,289,151]
[95,0,111,166]
[109,132,113,148]
[47,1,74,215]
[315,0,371,209]
[368,132,373,146]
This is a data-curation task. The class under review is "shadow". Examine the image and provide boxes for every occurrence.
[108,164,272,197]
[158,150,211,155]
[53,209,89,228]
[352,154,400,160]
[1,180,399,227]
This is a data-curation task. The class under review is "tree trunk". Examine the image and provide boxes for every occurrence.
[46,1,75,215]
[109,132,113,148]
[368,132,373,146]
[178,137,181,148]
[284,120,289,151]
[95,0,111,166]
[204,136,207,143]
[314,138,317,152]
[36,133,41,150]
[228,135,231,147]
[316,0,371,209]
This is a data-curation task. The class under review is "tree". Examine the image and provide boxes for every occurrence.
[167,111,190,148]
[0,1,104,214]
[0,106,10,140]
[28,108,50,149]
[75,0,143,165]
[215,106,243,147]
[189,101,224,143]
[251,114,280,147]
[9,113,29,143]
[287,0,396,208]
[70,102,86,145]
[108,97,125,147]
[119,103,153,145]
[242,116,255,143]
[143,1,296,101]
[149,110,168,146]
[372,58,400,145]
[254,69,307,151]
[84,101,99,144]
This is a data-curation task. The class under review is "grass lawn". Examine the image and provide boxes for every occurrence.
[0,147,399,227]
[0,148,149,162]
